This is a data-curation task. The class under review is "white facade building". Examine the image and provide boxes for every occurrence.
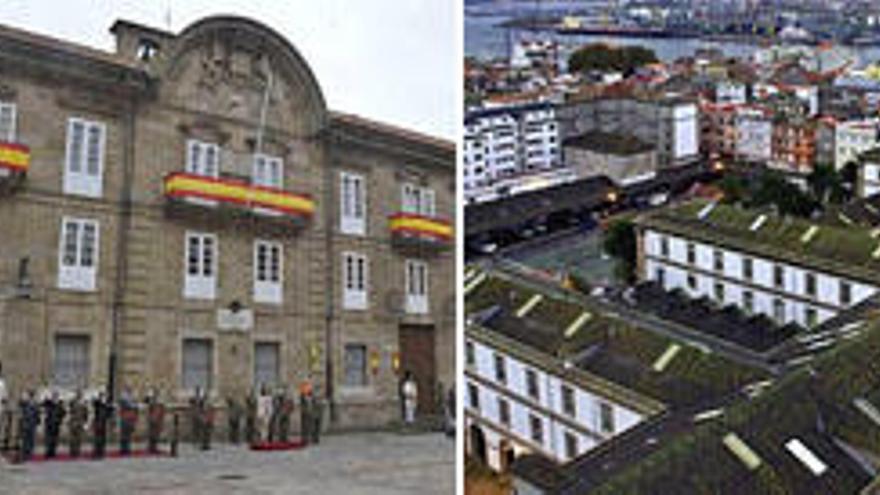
[637,204,879,329]
[735,107,773,163]
[464,102,561,202]
[859,148,880,198]
[465,337,642,470]
[715,81,747,105]
[835,119,880,171]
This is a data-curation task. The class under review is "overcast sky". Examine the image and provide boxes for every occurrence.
[0,0,457,140]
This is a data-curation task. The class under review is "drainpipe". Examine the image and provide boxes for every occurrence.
[108,92,138,402]
[322,132,337,424]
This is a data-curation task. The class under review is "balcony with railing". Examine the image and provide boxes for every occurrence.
[162,150,315,227]
[0,140,30,193]
[388,211,453,249]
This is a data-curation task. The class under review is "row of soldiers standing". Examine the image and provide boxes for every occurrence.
[224,382,323,447]
[12,387,166,461]
[2,379,324,462]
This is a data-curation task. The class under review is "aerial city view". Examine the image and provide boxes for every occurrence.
[465,0,880,494]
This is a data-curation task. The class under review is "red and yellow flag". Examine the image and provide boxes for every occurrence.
[0,142,30,172]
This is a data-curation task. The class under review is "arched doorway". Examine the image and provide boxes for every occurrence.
[469,424,487,464]
[499,439,516,472]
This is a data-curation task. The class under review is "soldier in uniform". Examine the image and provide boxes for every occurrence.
[0,361,8,453]
[18,390,39,461]
[298,378,312,445]
[226,395,242,444]
[118,388,138,455]
[145,388,165,454]
[310,384,323,445]
[256,384,272,443]
[189,386,204,448]
[268,390,282,442]
[67,390,89,458]
[278,388,293,443]
[200,391,214,451]
[401,371,418,425]
[245,389,257,446]
[42,390,66,458]
[92,391,113,459]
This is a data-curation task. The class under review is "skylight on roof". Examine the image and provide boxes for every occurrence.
[854,398,880,428]
[723,432,762,471]
[697,202,717,220]
[516,294,544,318]
[564,311,592,338]
[749,214,768,232]
[800,225,819,244]
[785,438,828,476]
[652,343,681,372]
[464,273,487,296]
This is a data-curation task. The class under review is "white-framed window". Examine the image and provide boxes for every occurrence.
[529,414,544,445]
[564,431,579,459]
[467,382,480,410]
[181,338,213,391]
[186,139,219,177]
[64,117,105,198]
[52,334,90,389]
[402,183,436,217]
[253,342,280,388]
[599,401,615,434]
[340,172,366,235]
[405,259,429,314]
[342,252,368,310]
[252,153,283,188]
[562,384,576,417]
[0,101,17,142]
[253,240,282,304]
[58,217,99,291]
[184,232,217,300]
[343,343,368,387]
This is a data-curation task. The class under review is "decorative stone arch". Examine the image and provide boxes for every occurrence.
[157,16,327,137]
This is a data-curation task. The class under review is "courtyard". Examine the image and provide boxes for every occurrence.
[0,432,454,495]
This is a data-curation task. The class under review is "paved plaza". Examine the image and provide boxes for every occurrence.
[0,432,455,495]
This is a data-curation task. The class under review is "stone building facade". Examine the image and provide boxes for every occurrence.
[0,16,455,429]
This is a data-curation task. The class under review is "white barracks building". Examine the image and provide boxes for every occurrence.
[464,268,766,476]
[635,201,880,329]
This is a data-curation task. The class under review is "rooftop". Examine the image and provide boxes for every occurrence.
[563,131,654,156]
[575,316,880,495]
[635,200,880,286]
[466,271,769,412]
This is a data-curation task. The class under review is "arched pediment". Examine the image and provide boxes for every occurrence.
[158,16,327,137]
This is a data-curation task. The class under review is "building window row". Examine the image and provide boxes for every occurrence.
[56,221,424,311]
[658,235,857,307]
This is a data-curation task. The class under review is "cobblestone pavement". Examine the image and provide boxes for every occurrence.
[0,432,455,495]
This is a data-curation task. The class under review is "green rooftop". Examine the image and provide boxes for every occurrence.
[466,270,769,411]
[636,200,880,286]
[589,318,880,495]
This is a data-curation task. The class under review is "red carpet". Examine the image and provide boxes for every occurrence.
[2,448,169,464]
[250,439,306,451]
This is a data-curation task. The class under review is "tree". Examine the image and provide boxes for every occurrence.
[749,171,817,217]
[568,44,658,75]
[807,163,845,204]
[719,174,748,203]
[603,219,638,284]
